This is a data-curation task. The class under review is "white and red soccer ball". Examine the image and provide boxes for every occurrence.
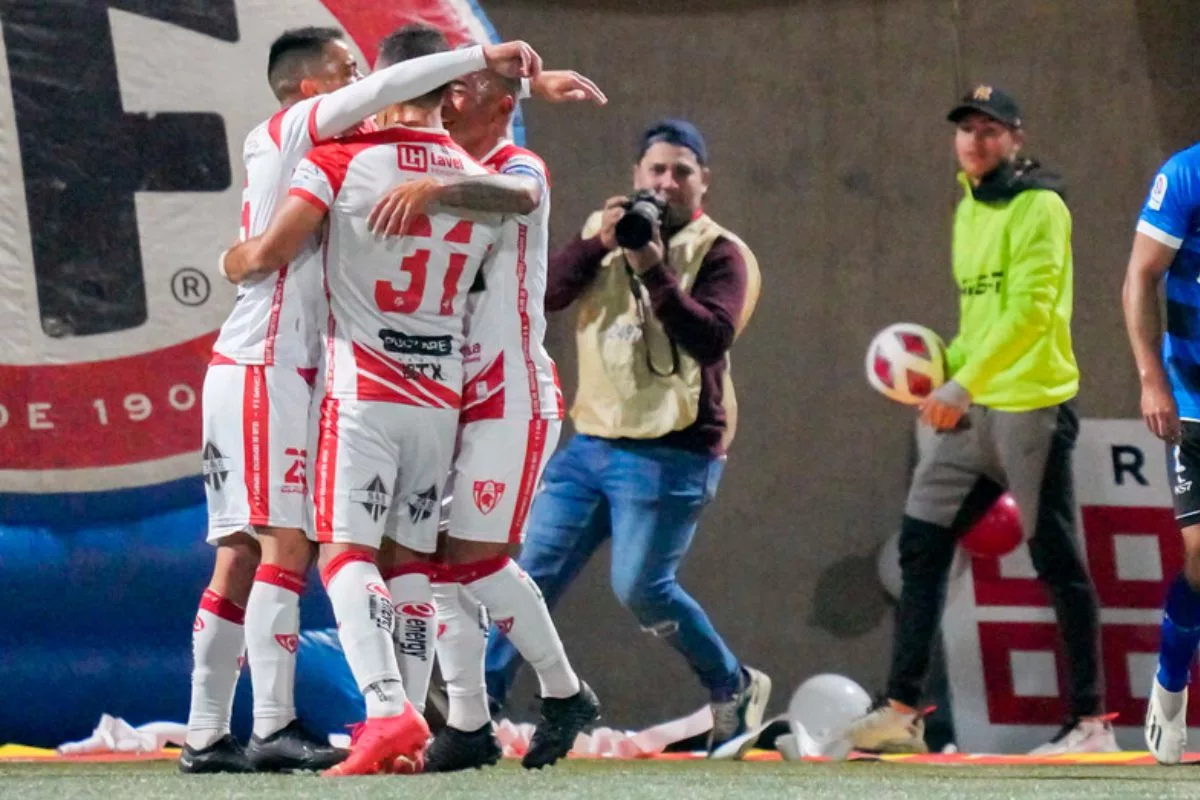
[865,323,947,406]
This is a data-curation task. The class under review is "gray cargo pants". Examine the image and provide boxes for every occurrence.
[887,402,1103,718]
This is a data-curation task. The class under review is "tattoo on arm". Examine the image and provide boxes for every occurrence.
[436,174,540,215]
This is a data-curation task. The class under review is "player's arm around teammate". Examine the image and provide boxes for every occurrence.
[367,67,608,772]
[1122,143,1200,763]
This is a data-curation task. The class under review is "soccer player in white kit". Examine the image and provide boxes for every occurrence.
[220,25,547,777]
[368,68,604,771]
[186,27,542,774]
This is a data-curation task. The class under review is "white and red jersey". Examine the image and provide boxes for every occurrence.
[212,98,329,369]
[290,127,502,410]
[460,142,564,423]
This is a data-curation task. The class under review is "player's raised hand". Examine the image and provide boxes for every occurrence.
[482,40,542,79]
[531,70,607,105]
[369,178,443,238]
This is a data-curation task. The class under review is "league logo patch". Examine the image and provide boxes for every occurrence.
[473,479,506,515]
[201,441,231,491]
[1150,173,1168,211]
[350,475,390,522]
[407,484,439,524]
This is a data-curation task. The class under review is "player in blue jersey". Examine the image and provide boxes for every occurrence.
[1123,142,1200,764]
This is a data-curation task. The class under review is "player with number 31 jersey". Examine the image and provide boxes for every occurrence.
[291,127,502,550]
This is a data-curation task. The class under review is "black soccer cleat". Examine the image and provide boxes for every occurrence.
[244,719,348,772]
[521,682,600,770]
[178,734,255,774]
[423,723,502,773]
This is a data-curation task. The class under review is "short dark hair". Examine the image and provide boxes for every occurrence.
[482,70,521,100]
[377,24,451,105]
[267,26,344,101]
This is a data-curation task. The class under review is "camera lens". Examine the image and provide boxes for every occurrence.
[614,200,660,249]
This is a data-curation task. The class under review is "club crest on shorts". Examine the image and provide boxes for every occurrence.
[350,475,391,521]
[407,484,439,523]
[473,479,506,515]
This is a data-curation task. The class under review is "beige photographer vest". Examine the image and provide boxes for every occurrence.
[570,211,760,449]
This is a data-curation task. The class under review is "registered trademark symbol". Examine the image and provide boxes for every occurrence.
[171,268,210,306]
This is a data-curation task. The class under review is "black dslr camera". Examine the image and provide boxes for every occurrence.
[614,190,668,250]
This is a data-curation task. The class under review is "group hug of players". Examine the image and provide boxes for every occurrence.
[182,23,607,776]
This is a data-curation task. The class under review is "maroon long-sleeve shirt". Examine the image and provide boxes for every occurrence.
[546,231,748,456]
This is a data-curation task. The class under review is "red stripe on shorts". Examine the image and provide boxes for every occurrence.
[243,366,270,526]
[509,419,549,543]
[314,397,341,542]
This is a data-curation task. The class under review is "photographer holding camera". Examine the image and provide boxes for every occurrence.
[483,119,767,752]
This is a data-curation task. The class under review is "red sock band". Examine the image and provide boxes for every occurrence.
[320,549,375,589]
[380,561,438,582]
[254,564,306,595]
[199,588,246,625]
[443,555,511,585]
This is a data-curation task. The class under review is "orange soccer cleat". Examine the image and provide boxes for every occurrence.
[322,702,431,776]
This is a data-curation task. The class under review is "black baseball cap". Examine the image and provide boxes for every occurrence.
[947,85,1022,129]
[639,119,708,165]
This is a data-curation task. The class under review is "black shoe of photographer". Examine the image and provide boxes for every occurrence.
[245,720,348,772]
[522,682,600,770]
[424,724,502,773]
[178,734,254,774]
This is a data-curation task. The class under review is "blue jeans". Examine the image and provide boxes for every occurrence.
[484,434,741,704]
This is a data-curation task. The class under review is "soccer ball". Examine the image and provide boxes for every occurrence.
[865,323,947,405]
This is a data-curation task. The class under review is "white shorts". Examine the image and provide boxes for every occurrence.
[312,397,458,552]
[201,363,315,543]
[447,418,561,544]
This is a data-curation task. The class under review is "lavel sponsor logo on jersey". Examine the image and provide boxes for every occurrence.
[397,144,428,172]
[0,0,506,499]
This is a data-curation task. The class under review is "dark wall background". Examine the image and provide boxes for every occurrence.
[478,0,1200,727]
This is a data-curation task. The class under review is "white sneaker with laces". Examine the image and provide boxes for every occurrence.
[846,703,928,754]
[1145,679,1188,765]
[1028,715,1119,756]
[707,667,772,755]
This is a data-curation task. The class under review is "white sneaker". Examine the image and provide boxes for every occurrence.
[1145,679,1188,765]
[1028,715,1119,756]
[846,703,928,754]
[707,667,772,754]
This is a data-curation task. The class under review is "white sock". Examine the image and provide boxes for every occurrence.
[245,565,304,738]
[433,581,492,731]
[463,557,580,699]
[385,568,436,715]
[322,552,407,717]
[186,589,246,750]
